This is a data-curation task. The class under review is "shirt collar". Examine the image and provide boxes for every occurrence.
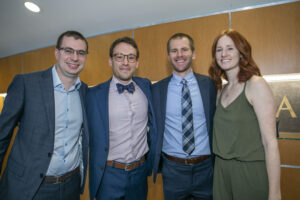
[111,76,135,93]
[171,69,195,84]
[52,65,81,90]
[112,76,134,85]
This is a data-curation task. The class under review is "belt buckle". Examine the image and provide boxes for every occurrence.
[185,158,193,165]
[124,164,132,171]
[54,176,62,184]
[184,159,189,165]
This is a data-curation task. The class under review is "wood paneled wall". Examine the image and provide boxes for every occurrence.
[0,54,22,93]
[0,1,299,200]
[231,2,300,75]
[22,47,56,73]
[278,139,300,200]
[134,14,228,81]
[0,97,4,113]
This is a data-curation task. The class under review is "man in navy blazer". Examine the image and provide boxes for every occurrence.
[0,31,89,200]
[87,37,156,200]
[152,33,216,200]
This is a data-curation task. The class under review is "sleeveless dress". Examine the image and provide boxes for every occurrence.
[212,83,268,200]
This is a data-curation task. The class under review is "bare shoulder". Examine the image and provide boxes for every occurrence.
[247,75,269,89]
[245,75,274,104]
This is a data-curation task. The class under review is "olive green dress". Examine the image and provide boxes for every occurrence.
[212,83,268,200]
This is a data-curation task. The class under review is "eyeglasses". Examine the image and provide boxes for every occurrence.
[59,47,88,57]
[113,53,137,63]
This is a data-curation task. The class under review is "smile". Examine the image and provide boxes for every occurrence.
[221,59,231,63]
[120,67,130,72]
[67,62,80,69]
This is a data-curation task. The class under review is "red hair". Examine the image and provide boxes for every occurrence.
[208,29,261,90]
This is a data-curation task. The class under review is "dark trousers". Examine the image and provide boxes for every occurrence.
[96,161,148,200]
[33,171,81,200]
[161,154,213,200]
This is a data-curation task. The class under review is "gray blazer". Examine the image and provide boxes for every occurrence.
[0,67,89,200]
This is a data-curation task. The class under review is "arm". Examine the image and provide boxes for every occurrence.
[0,75,24,172]
[246,76,281,200]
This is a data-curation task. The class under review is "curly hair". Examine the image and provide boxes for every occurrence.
[208,29,261,90]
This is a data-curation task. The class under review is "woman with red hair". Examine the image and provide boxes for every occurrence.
[209,29,281,200]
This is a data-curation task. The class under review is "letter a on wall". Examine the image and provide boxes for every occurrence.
[276,96,297,118]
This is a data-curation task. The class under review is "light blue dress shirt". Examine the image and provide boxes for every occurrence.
[46,66,83,176]
[162,70,211,158]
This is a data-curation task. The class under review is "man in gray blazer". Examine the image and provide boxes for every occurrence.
[0,30,89,200]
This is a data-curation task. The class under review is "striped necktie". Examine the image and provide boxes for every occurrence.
[181,79,195,155]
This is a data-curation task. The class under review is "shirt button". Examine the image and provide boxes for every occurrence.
[40,173,44,178]
[104,148,108,152]
[100,167,104,171]
[48,152,52,157]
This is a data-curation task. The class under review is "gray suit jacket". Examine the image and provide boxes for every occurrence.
[0,67,89,200]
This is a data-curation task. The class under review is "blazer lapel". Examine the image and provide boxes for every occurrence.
[79,85,86,124]
[195,74,210,128]
[133,77,151,101]
[95,80,110,140]
[40,68,55,136]
[160,76,172,127]
[133,78,155,123]
[79,84,89,142]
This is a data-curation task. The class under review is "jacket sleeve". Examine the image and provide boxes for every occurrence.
[0,75,25,172]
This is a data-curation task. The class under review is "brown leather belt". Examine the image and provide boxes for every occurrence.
[106,156,146,171]
[44,166,80,184]
[164,153,210,165]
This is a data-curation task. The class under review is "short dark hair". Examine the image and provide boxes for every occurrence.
[109,37,139,59]
[56,30,88,52]
[167,33,195,54]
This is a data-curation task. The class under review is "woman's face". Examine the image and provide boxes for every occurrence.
[215,35,240,72]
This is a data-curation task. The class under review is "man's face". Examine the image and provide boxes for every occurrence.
[168,37,195,77]
[109,42,138,84]
[55,36,87,80]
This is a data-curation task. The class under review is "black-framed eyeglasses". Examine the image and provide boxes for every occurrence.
[113,53,137,63]
[59,47,88,57]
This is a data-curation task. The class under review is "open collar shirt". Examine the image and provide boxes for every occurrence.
[46,66,82,176]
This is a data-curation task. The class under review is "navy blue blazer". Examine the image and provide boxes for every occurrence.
[86,77,156,200]
[0,67,89,200]
[151,73,217,182]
